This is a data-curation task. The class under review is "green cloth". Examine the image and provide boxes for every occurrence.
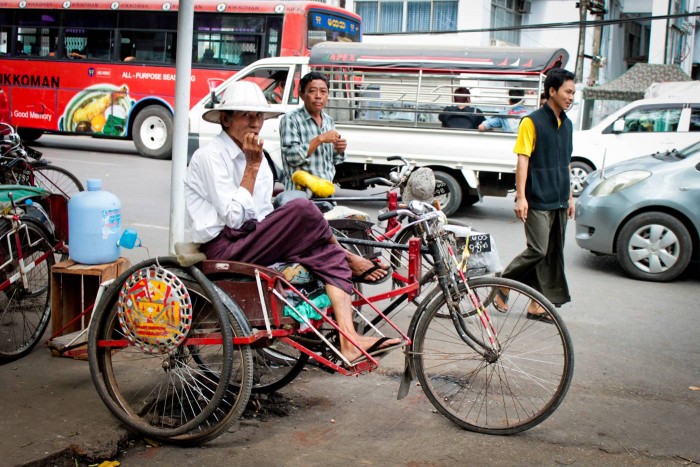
[283,293,331,323]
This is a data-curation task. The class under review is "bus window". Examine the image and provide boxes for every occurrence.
[307,10,360,48]
[118,12,177,63]
[266,17,283,57]
[1,11,13,56]
[194,13,269,67]
[120,30,176,63]
[16,10,59,57]
[62,11,116,60]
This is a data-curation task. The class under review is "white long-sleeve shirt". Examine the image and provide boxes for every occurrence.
[184,131,274,244]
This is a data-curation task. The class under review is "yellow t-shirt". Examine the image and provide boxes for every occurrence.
[513,115,562,157]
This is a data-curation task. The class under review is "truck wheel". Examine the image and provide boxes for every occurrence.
[17,128,43,142]
[570,161,593,197]
[433,171,462,217]
[132,105,173,159]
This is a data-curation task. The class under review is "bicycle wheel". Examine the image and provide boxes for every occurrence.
[31,165,84,199]
[411,276,574,434]
[88,259,244,440]
[250,341,309,393]
[0,220,55,363]
[169,293,255,445]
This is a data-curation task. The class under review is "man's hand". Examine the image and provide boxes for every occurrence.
[242,132,264,168]
[568,196,576,219]
[334,137,347,153]
[319,130,341,144]
[514,196,528,222]
[240,132,264,195]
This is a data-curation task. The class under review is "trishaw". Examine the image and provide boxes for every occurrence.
[87,201,574,444]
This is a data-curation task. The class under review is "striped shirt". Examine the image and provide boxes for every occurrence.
[279,106,346,190]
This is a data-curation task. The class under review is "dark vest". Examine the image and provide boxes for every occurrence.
[524,103,573,210]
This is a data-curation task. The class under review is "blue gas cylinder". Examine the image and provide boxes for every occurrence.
[68,178,121,264]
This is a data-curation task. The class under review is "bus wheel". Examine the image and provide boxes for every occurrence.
[18,128,43,142]
[132,105,173,159]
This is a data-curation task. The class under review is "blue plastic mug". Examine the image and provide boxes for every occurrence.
[118,228,141,249]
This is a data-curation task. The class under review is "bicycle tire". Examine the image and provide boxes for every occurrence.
[224,336,308,395]
[411,276,574,434]
[168,294,255,445]
[88,258,242,440]
[31,165,84,199]
[0,220,55,363]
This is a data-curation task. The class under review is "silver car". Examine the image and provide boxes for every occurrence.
[575,140,700,282]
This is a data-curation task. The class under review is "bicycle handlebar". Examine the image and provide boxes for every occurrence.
[377,208,415,222]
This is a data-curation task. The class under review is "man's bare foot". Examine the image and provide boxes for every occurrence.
[341,334,403,363]
[347,253,390,282]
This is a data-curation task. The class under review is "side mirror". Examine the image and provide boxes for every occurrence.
[612,118,625,133]
[204,90,220,109]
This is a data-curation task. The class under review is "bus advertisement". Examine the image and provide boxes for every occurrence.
[0,0,361,158]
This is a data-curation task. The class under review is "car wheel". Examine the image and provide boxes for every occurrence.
[433,171,462,217]
[570,161,593,197]
[616,212,692,282]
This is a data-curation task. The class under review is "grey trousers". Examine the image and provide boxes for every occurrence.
[502,208,571,306]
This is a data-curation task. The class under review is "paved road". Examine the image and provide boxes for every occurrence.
[10,135,700,465]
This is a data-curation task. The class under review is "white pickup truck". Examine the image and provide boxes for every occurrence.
[188,42,570,215]
[570,97,700,194]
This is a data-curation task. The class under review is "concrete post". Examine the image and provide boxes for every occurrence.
[169,0,194,254]
[648,0,670,63]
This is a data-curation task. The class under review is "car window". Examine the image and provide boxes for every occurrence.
[690,107,700,132]
[619,107,682,133]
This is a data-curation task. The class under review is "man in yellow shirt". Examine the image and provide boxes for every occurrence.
[494,68,576,322]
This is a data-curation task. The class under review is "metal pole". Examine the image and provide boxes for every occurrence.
[169,0,194,254]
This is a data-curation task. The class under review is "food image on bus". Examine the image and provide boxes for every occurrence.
[59,84,133,137]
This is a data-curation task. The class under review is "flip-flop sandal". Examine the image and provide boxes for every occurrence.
[526,312,555,324]
[493,288,509,313]
[348,337,404,366]
[352,258,393,285]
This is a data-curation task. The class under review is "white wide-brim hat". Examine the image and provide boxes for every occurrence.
[202,81,281,123]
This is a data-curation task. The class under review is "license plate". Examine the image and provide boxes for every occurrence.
[468,233,492,253]
[434,180,449,196]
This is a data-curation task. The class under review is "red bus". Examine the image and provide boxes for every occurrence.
[0,0,361,158]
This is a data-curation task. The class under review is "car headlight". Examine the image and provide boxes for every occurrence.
[590,170,651,196]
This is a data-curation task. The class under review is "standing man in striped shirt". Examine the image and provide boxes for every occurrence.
[280,71,347,190]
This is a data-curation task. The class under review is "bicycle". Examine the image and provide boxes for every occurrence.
[1,122,84,199]
[88,200,574,444]
[0,186,68,363]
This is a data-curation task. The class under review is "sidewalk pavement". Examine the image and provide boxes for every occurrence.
[0,345,127,466]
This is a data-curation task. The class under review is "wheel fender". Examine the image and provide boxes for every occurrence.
[458,168,478,190]
[184,265,253,337]
[209,282,254,336]
[397,285,447,399]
